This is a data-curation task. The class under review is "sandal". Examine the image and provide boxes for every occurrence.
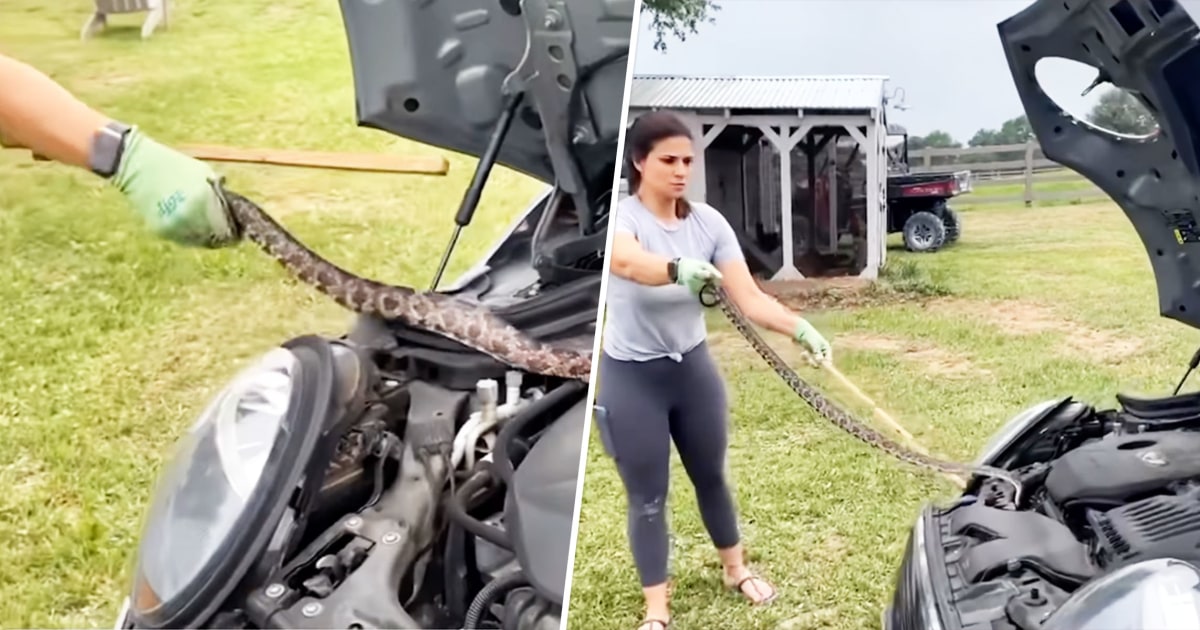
[724,569,778,606]
[635,619,670,630]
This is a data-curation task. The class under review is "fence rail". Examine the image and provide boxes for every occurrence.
[908,140,1109,206]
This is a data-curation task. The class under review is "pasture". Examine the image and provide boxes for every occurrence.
[1,2,544,626]
[567,197,1200,629]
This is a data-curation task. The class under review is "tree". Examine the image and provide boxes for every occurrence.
[642,0,721,51]
[969,115,1032,146]
[1087,88,1157,135]
[910,130,960,151]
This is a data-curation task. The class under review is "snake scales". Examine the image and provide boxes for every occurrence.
[701,284,1024,505]
[218,188,593,382]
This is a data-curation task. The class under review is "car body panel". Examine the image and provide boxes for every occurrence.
[998,0,1200,329]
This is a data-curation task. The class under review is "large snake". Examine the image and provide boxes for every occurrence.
[217,187,593,382]
[699,284,1024,505]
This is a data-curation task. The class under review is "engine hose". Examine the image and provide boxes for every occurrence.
[493,379,586,484]
[462,570,530,629]
[445,468,512,550]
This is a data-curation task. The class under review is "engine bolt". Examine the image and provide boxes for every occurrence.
[265,584,285,598]
[382,531,401,545]
[346,516,362,528]
[301,602,322,618]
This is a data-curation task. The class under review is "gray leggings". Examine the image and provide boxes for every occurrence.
[594,341,740,587]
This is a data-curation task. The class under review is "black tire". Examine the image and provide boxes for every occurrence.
[944,207,961,244]
[902,210,947,252]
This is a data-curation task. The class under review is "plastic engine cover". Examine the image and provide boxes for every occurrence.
[504,397,587,607]
[1045,432,1200,507]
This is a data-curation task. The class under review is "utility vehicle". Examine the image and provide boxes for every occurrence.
[884,125,973,253]
[884,0,1200,628]
[111,1,629,628]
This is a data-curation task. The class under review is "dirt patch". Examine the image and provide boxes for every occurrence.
[925,297,1142,363]
[758,277,923,312]
[709,325,987,380]
[838,333,990,379]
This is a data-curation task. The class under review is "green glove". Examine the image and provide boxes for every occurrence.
[793,317,832,363]
[674,257,723,295]
[110,128,240,248]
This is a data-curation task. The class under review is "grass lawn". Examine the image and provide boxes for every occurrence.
[566,200,1200,629]
[0,2,545,627]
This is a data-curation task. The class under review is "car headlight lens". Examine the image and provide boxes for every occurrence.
[1043,558,1200,630]
[135,348,296,607]
[126,338,342,629]
[974,399,1064,466]
[885,509,946,630]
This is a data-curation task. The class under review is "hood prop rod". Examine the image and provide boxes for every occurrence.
[430,91,525,291]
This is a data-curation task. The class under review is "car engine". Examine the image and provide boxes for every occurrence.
[901,391,1200,630]
[182,326,587,630]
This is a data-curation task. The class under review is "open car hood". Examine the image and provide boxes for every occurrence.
[998,0,1200,329]
[336,0,633,220]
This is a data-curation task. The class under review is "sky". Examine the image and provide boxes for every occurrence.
[628,0,1200,142]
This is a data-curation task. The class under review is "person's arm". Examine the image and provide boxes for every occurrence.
[715,252,802,337]
[708,208,831,360]
[607,204,677,286]
[0,52,239,248]
[0,53,109,169]
[610,231,675,286]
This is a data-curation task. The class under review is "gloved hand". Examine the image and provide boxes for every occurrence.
[793,317,832,363]
[674,257,723,295]
[110,128,240,248]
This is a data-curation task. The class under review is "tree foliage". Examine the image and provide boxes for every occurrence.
[969,115,1032,146]
[909,130,960,151]
[1086,88,1158,135]
[641,0,721,51]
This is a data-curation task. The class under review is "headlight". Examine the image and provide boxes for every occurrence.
[1042,558,1200,630]
[884,508,946,630]
[974,398,1067,467]
[126,337,348,629]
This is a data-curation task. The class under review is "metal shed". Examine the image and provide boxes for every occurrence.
[626,74,891,280]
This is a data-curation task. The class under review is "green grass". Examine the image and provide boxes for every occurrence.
[0,2,545,627]
[566,200,1200,629]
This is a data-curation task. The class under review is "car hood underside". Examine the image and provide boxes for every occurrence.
[998,0,1200,329]
[336,0,633,196]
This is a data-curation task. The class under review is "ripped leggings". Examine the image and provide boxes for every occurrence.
[594,341,741,587]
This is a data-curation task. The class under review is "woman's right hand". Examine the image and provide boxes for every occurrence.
[111,128,241,248]
[675,257,723,295]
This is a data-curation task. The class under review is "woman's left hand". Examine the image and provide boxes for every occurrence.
[792,318,832,363]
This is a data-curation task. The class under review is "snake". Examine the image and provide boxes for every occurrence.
[216,187,593,382]
[699,284,1025,505]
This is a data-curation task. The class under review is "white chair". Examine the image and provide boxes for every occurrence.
[81,0,169,40]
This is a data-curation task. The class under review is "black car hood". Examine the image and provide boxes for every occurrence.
[998,0,1200,329]
[336,0,633,196]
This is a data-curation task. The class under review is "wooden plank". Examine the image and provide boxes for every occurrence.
[0,139,449,175]
[178,144,449,175]
[911,142,1031,158]
[911,157,1060,173]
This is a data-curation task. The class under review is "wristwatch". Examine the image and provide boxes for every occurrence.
[667,258,680,283]
[89,120,133,179]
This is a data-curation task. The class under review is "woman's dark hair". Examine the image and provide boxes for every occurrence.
[624,110,694,218]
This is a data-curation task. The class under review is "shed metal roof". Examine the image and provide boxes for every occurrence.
[628,74,889,112]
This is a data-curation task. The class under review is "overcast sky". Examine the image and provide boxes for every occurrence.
[629,0,1199,142]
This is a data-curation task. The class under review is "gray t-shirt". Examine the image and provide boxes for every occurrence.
[602,194,745,362]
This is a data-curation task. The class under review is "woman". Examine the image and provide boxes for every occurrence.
[0,52,237,247]
[596,110,832,630]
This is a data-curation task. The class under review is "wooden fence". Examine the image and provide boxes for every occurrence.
[908,141,1109,207]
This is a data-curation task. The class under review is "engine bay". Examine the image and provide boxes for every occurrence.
[921,391,1200,630]
[182,329,587,630]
